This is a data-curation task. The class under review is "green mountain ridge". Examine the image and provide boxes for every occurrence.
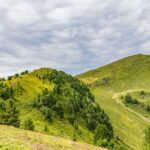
[78,54,150,150]
[0,68,114,150]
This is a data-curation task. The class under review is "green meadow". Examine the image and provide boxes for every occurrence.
[78,54,150,150]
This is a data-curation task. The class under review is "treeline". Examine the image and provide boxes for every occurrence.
[123,93,150,113]
[33,70,114,147]
[0,83,20,127]
[0,70,29,81]
[123,94,139,104]
[144,125,150,149]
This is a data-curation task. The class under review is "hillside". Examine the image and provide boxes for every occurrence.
[78,54,150,150]
[0,125,106,150]
[78,54,150,91]
[0,68,114,149]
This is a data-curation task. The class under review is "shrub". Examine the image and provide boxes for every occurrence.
[140,91,145,96]
[97,139,108,147]
[15,73,19,78]
[20,70,29,75]
[54,103,64,118]
[0,100,20,127]
[23,118,34,130]
[146,105,150,112]
[0,78,5,81]
[41,107,53,122]
[44,124,48,132]
[68,114,75,125]
[8,76,13,80]
[86,118,97,131]
[144,126,150,144]
[124,94,138,104]
[94,124,113,143]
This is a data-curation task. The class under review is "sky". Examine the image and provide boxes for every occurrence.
[0,0,150,77]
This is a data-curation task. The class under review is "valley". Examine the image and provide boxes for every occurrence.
[78,54,150,150]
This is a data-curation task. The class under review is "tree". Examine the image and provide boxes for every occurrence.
[0,100,20,127]
[86,117,97,130]
[97,139,108,147]
[144,126,150,144]
[124,94,138,104]
[41,107,53,122]
[8,76,13,80]
[140,91,145,97]
[15,73,19,78]
[23,118,34,130]
[0,78,5,81]
[94,124,113,144]
[68,114,75,125]
[146,105,150,112]
[44,124,48,132]
[124,94,132,103]
[54,103,64,118]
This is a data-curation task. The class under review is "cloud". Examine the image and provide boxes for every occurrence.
[0,0,150,77]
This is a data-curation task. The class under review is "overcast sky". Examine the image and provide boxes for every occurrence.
[0,0,150,77]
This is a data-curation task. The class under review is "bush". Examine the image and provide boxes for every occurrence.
[144,126,150,144]
[0,78,5,81]
[140,91,145,96]
[54,103,64,118]
[44,124,48,132]
[8,76,13,80]
[86,118,97,130]
[94,124,113,143]
[20,70,29,75]
[114,145,127,150]
[15,73,19,78]
[97,139,108,147]
[0,87,14,100]
[41,107,53,122]
[23,118,34,130]
[68,114,76,125]
[146,105,150,112]
[0,100,20,127]
[124,94,138,104]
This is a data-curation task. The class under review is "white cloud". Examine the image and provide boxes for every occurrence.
[0,0,150,77]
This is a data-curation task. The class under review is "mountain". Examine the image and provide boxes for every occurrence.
[0,68,114,149]
[0,125,106,150]
[78,54,150,150]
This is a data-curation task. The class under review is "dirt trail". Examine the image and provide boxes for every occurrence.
[112,89,150,123]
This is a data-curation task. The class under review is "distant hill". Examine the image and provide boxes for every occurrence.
[78,54,150,91]
[78,54,150,150]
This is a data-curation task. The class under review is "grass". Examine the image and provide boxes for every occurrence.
[0,68,94,147]
[78,54,150,150]
[119,90,150,120]
[93,88,148,150]
[0,125,106,150]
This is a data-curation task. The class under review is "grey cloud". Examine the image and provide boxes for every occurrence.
[0,0,150,77]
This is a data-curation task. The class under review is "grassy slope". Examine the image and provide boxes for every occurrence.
[0,125,106,150]
[117,90,150,120]
[78,54,150,150]
[1,68,93,145]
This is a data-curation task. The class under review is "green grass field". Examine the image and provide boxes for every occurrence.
[0,68,100,149]
[0,125,106,150]
[78,54,150,150]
